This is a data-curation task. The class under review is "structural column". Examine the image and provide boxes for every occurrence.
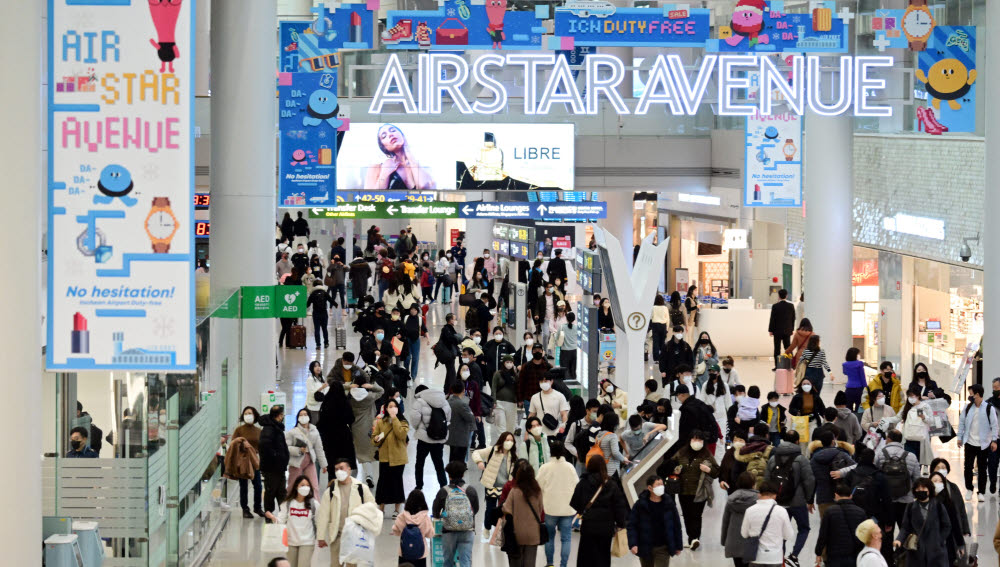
[984,0,1000,381]
[803,112,853,373]
[210,0,278,404]
[0,1,43,562]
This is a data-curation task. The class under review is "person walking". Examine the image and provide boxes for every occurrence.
[473,433,517,534]
[372,398,409,518]
[316,459,376,567]
[875,429,921,548]
[492,354,520,436]
[265,475,320,567]
[855,519,890,567]
[484,325,516,381]
[798,335,831,394]
[659,325,693,392]
[784,318,814,366]
[788,378,826,449]
[841,348,868,412]
[557,312,579,375]
[930,458,972,550]
[501,462,546,567]
[447,382,476,463]
[402,304,424,378]
[391,489,435,567]
[523,416,551,472]
[809,429,855,516]
[957,383,999,502]
[229,406,264,519]
[432,461,480,567]
[929,469,968,564]
[628,475,684,567]
[768,289,796,370]
[306,361,329,426]
[307,283,333,349]
[258,406,291,517]
[410,385,451,491]
[594,413,629,480]
[763,430,814,567]
[899,388,934,465]
[661,429,719,550]
[347,376,383,487]
[316,379,356,477]
[863,362,904,413]
[892,478,952,566]
[285,408,328,494]
[860,389,896,434]
[720,472,759,567]
[740,481,796,567]
[536,441,578,567]
[570,454,629,567]
[528,372,568,438]
[814,483,867,567]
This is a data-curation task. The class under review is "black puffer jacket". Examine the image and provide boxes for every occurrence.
[814,500,867,560]
[569,472,629,538]
[257,415,290,473]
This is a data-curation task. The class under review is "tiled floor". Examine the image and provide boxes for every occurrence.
[207,301,1000,566]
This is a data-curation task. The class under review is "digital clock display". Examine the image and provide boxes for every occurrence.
[194,193,210,209]
[194,221,210,238]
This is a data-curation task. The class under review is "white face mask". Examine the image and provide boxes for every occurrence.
[334,469,350,482]
[732,441,745,450]
[801,384,812,393]
[461,370,471,380]
[495,334,504,342]
[243,414,255,424]
[604,385,613,393]
[876,397,886,406]
[934,467,948,475]
[342,363,352,370]
[503,440,514,451]
[908,397,918,405]
[539,382,552,391]
[933,481,945,494]
[473,336,481,345]
[690,441,704,452]
[350,388,369,401]
[484,253,490,258]
[530,426,543,437]
[769,401,779,407]
[159,414,168,424]
[651,485,666,497]
[524,339,534,346]
[682,375,693,384]
[734,395,744,403]
[461,357,470,364]
[298,415,309,425]
[674,333,684,340]
[297,485,312,497]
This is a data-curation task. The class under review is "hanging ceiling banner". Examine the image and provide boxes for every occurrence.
[385,0,547,51]
[709,0,849,53]
[553,6,711,48]
[48,0,196,370]
[279,3,375,73]
[277,71,343,207]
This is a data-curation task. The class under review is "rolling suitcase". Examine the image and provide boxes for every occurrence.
[288,324,307,349]
[775,368,794,395]
[334,326,347,350]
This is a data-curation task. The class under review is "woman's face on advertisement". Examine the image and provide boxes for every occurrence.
[378,125,404,153]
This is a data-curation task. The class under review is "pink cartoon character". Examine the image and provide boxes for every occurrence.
[726,0,769,48]
[485,0,507,49]
[149,0,183,73]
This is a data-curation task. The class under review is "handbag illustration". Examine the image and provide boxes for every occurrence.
[435,18,469,45]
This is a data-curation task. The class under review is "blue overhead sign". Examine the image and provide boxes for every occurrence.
[459,202,606,220]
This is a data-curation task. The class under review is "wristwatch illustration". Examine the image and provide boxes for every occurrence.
[145,197,179,253]
[783,139,797,162]
[902,0,934,52]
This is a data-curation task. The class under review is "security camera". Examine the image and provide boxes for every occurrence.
[960,233,980,262]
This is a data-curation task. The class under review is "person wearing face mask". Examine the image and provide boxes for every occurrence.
[659,325,694,393]
[692,332,718,389]
[316,377,356,480]
[522,416,552,471]
[285,409,328,495]
[863,361,904,414]
[626,474,684,566]
[432,250,451,303]
[726,385,749,444]
[492,354,520,436]
[307,361,330,425]
[345,374,383,489]
[597,297,614,333]
[66,426,98,459]
[533,283,558,347]
[928,470,967,564]
[570,454,630,567]
[621,414,668,461]
[928,459,970,542]
[567,399,602,470]
[535,441,579,567]
[860,388,897,434]
[409,384,452,491]
[763,430,815,564]
[327,352,363,385]
[371,398,409,518]
[547,301,569,356]
[814,483,868,567]
[483,325,515,379]
[788,378,826,449]
[482,247,497,280]
[907,362,943,400]
[760,391,788,447]
[518,344,552,415]
[528,374,569,439]
[597,379,629,424]
[718,429,747,494]
[316,458,376,564]
[511,332,534,370]
[892,478,952,566]
[265,475,321,567]
[307,282,334,349]
[291,243,310,274]
[472,432,518,534]
[447,382,476,464]
[649,295,669,362]
[659,430,719,550]
[258,405,291,518]
[546,247,567,287]
[358,325,386,367]
[229,406,264,518]
[458,363,486,450]
[348,256,372,310]
[435,313,464,386]
[898,387,934,465]
[957,383,999,502]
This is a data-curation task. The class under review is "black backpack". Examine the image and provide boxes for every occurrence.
[572,420,592,462]
[695,401,720,440]
[772,454,799,505]
[851,468,879,515]
[881,448,911,500]
[426,405,449,441]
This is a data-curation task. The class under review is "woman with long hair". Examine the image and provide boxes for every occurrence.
[685,284,700,340]
[364,124,436,190]
[502,460,546,567]
[570,454,629,567]
[799,334,831,394]
[784,317,814,366]
[667,291,686,335]
[899,386,933,465]
[929,470,967,563]
[788,378,826,450]
[285,408,327,494]
[893,478,952,565]
[265,475,319,567]
[472,431,518,532]
[692,331,719,388]
[649,294,668,361]
[373,398,409,518]
[557,311,579,375]
[305,361,328,426]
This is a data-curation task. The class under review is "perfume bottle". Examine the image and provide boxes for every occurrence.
[474,132,504,181]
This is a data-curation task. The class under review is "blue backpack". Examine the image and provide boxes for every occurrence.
[400,523,425,561]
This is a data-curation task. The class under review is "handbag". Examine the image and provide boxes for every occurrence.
[610,528,629,557]
[489,516,506,547]
[741,502,777,562]
[435,18,468,45]
[538,391,560,431]
[664,474,682,495]
[525,498,549,545]
[791,414,810,440]
[794,347,819,387]
[391,336,404,356]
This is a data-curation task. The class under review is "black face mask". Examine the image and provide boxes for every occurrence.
[71,440,82,451]
[993,390,1000,398]
[883,371,893,378]
[916,372,929,380]
[532,352,544,360]
[913,491,929,501]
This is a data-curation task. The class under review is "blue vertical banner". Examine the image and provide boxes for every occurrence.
[916,26,976,133]
[744,111,803,207]
[278,71,341,206]
[48,0,196,370]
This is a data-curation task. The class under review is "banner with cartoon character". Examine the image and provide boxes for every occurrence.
[553,5,710,48]
[744,111,803,207]
[279,2,375,73]
[47,0,195,370]
[278,72,343,206]
[385,0,546,50]
[915,26,976,134]
[709,0,849,53]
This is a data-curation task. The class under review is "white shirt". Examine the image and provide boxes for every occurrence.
[741,500,794,565]
[968,403,982,446]
[276,498,320,546]
[529,390,569,436]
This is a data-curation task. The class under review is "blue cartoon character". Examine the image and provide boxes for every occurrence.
[302,89,342,129]
[94,164,138,207]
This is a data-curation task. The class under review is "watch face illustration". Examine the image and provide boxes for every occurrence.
[147,211,177,239]
[904,9,933,39]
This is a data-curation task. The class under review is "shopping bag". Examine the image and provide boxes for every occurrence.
[391,336,404,357]
[260,524,288,554]
[339,518,376,565]
[610,528,629,557]
[925,398,952,438]
[489,516,506,547]
[791,415,810,441]
[774,369,794,395]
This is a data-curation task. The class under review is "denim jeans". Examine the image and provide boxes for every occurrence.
[441,530,474,567]
[786,505,809,557]
[407,338,420,377]
[544,514,573,567]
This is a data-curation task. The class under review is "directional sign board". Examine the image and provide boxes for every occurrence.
[308,202,459,219]
[310,201,607,220]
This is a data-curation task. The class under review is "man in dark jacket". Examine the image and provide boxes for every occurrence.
[446,382,476,463]
[768,289,796,370]
[814,483,867,566]
[437,313,463,387]
[482,325,515,380]
[348,257,372,307]
[517,343,552,413]
[658,326,693,390]
[293,211,310,243]
[667,384,717,458]
[258,405,290,516]
[626,476,684,562]
[546,248,568,287]
[809,429,856,515]
[764,430,816,565]
[307,284,332,349]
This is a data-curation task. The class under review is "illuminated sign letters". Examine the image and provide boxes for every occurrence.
[370,53,894,117]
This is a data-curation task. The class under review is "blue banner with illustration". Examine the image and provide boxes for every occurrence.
[278,72,341,206]
[553,6,710,48]
[279,3,374,73]
[708,0,848,53]
[916,26,976,134]
[744,111,803,207]
[385,0,546,50]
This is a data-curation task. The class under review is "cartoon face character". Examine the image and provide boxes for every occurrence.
[731,2,764,36]
[302,89,342,128]
[377,124,405,154]
[149,0,183,72]
[916,58,977,110]
[485,0,507,27]
[97,164,134,197]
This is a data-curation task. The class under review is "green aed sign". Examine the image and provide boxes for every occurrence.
[240,285,306,318]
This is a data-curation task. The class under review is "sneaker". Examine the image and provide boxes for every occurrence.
[380,19,413,44]
[966,489,974,501]
[786,554,800,567]
[978,493,985,502]
[689,539,700,551]
[415,22,431,47]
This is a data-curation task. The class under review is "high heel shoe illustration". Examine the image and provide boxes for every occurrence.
[917,106,948,135]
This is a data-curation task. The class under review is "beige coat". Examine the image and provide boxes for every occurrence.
[502,487,545,546]
[472,446,516,494]
[316,478,375,542]
[536,457,578,517]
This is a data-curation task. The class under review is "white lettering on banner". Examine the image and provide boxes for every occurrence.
[370,53,894,117]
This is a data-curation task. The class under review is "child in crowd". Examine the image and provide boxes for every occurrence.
[760,391,787,447]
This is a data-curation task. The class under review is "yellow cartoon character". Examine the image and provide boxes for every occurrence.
[916,58,977,111]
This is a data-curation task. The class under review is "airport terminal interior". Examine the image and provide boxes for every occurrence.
[5,0,1000,566]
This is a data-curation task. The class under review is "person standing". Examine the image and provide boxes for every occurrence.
[281,212,295,244]
[447,382,476,463]
[306,361,329,425]
[570,454,629,567]
[628,475,684,567]
[348,257,372,308]
[285,408,328,494]
[230,406,263,518]
[659,326,693,393]
[258,405,291,517]
[957,383,999,502]
[798,335,831,394]
[432,461,480,567]
[557,312,579,375]
[536,442,578,567]
[372,398,409,518]
[768,289,796,370]
[293,211,310,248]
[265,475,320,567]
[317,379,356,477]
[402,304,424,379]
[410,385,451,491]
[784,318,814,367]
[545,248,567,289]
[649,295,669,362]
[814,483,868,567]
[519,343,552,416]
[987,377,1000,494]
[307,283,333,349]
[66,427,98,458]
[346,376,382,487]
[492,355,520,436]
[501,462,546,567]
[316,459,375,567]
[740,481,795,567]
[437,313,464,387]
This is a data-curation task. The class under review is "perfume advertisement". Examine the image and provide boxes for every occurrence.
[336,123,575,191]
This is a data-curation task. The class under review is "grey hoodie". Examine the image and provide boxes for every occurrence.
[721,488,759,558]
[834,407,863,443]
[764,441,815,509]
[409,389,452,444]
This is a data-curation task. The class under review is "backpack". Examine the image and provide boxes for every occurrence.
[426,405,449,441]
[772,453,799,505]
[695,402,721,440]
[851,468,879,515]
[572,421,593,462]
[830,450,854,473]
[426,271,436,288]
[586,431,615,466]
[441,485,475,531]
[465,308,479,332]
[881,448,911,499]
[399,523,426,560]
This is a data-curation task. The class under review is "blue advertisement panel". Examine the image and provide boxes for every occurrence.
[48,0,196,370]
[744,111,803,207]
[916,26,976,134]
[279,3,374,73]
[553,7,710,48]
[386,0,546,50]
[278,72,341,206]
[708,0,848,53]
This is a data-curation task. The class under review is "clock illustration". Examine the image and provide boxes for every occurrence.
[902,0,935,51]
[783,139,797,162]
